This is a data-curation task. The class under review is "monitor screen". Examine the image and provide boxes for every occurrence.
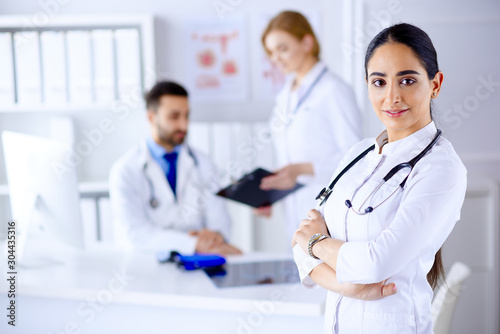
[2,131,84,262]
[203,259,300,288]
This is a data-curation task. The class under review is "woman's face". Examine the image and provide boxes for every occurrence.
[264,29,311,74]
[366,42,443,141]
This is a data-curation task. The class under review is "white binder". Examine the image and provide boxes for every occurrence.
[91,29,115,103]
[14,31,41,105]
[114,29,141,101]
[41,31,67,104]
[0,32,15,105]
[66,30,92,103]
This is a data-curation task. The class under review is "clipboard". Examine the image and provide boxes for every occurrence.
[216,168,303,208]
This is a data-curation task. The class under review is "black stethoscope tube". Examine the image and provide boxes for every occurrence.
[316,129,442,212]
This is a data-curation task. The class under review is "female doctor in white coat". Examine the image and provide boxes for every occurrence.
[258,11,362,241]
[292,23,467,333]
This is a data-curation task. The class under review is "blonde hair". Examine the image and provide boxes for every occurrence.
[262,11,320,58]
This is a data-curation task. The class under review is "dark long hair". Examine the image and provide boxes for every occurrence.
[364,23,444,289]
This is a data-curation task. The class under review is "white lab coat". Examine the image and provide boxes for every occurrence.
[294,121,467,333]
[270,61,362,241]
[109,141,231,254]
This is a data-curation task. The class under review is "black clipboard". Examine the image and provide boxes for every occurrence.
[216,168,303,208]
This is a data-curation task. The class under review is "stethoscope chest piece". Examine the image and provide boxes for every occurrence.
[315,187,332,207]
[150,198,159,209]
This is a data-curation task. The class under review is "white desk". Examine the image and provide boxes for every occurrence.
[0,245,326,333]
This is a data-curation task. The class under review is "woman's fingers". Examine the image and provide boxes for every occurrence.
[254,206,272,217]
[308,209,321,219]
[381,283,397,297]
[260,175,279,190]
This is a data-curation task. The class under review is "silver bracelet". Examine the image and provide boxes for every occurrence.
[308,233,328,259]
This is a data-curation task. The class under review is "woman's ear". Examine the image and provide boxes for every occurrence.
[431,71,444,98]
[301,34,314,53]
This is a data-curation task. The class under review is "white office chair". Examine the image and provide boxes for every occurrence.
[431,261,471,334]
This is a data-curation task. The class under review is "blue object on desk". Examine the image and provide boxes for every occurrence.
[157,251,226,270]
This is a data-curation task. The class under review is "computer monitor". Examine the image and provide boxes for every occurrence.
[2,131,84,266]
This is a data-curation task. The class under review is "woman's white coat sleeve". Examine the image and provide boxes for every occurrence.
[336,154,467,284]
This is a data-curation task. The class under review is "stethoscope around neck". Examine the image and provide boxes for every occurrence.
[142,146,199,209]
[315,129,442,214]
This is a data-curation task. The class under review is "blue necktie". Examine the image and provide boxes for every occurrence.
[163,151,178,196]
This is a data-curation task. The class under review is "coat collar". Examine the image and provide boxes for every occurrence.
[295,60,327,96]
[137,140,197,201]
[280,60,328,104]
[374,121,438,156]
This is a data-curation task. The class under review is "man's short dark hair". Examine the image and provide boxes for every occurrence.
[144,81,188,112]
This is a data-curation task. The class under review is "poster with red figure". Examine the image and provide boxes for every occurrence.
[185,19,248,102]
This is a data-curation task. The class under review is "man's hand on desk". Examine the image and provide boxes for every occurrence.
[190,229,242,255]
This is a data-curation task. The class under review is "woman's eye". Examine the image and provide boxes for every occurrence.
[372,79,385,87]
[401,78,416,85]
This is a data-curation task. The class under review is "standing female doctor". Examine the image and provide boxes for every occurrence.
[258,11,362,241]
[292,23,467,333]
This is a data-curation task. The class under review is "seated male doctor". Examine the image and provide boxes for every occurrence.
[109,81,241,255]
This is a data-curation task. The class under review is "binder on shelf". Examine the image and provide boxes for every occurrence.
[92,29,115,103]
[66,30,92,103]
[0,32,15,105]
[14,31,41,105]
[41,31,67,104]
[114,29,141,101]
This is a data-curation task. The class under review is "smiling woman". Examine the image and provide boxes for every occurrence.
[292,23,467,334]
[364,24,444,143]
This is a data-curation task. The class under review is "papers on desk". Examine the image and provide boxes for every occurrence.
[216,168,303,208]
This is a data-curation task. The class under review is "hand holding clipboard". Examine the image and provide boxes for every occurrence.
[216,168,303,208]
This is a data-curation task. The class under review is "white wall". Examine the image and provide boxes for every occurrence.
[0,0,346,185]
[1,0,499,184]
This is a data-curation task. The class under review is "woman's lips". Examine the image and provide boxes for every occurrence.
[383,108,409,118]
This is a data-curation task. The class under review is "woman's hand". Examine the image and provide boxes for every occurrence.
[260,163,313,191]
[308,263,396,301]
[291,209,329,252]
[341,280,397,301]
[253,205,272,218]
